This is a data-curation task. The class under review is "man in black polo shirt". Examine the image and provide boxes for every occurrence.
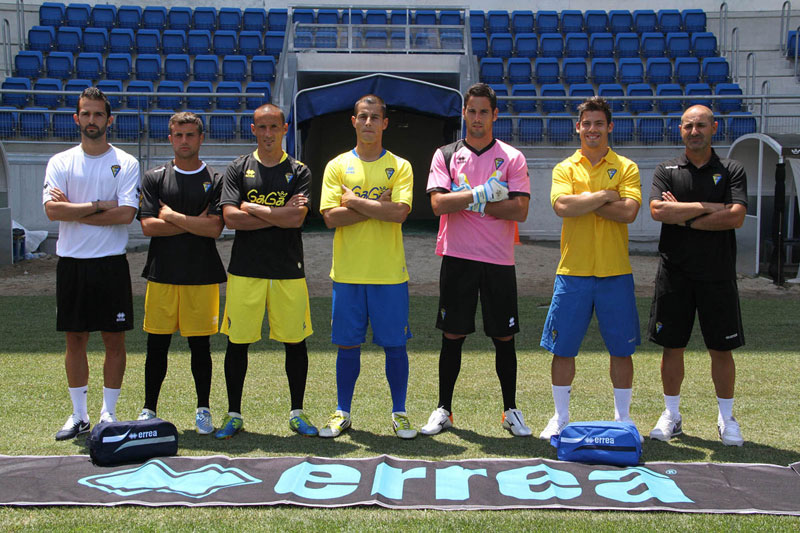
[647,105,748,446]
[137,112,226,435]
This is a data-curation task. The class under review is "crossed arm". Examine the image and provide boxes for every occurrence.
[323,186,410,228]
[650,191,746,230]
[45,187,136,226]
[141,202,224,238]
[429,190,529,222]
[223,193,309,231]
[553,189,640,223]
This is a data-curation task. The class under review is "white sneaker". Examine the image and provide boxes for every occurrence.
[539,415,568,440]
[137,408,156,421]
[392,412,418,439]
[99,411,117,424]
[318,410,351,438]
[502,408,532,437]
[649,410,682,441]
[420,407,453,436]
[617,417,645,444]
[718,417,744,446]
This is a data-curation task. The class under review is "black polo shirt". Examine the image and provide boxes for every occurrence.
[649,150,748,280]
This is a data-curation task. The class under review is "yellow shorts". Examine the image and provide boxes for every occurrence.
[143,281,220,336]
[221,274,313,344]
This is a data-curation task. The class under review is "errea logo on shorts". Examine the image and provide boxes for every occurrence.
[116,312,126,322]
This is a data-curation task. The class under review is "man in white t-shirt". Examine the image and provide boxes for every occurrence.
[43,87,140,440]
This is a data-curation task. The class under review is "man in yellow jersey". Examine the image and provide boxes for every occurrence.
[318,94,416,439]
[539,97,643,441]
[215,104,316,439]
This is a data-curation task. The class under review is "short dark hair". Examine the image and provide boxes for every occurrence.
[353,94,386,118]
[77,86,111,117]
[577,97,612,125]
[464,83,497,111]
[168,111,204,135]
[254,103,285,124]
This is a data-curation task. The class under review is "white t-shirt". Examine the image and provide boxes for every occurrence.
[43,144,140,258]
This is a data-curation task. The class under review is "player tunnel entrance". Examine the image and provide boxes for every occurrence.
[288,74,463,220]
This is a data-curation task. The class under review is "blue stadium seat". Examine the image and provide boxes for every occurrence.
[97,80,123,109]
[218,8,242,31]
[2,77,31,107]
[539,33,563,58]
[440,10,461,26]
[55,26,82,53]
[243,8,267,31]
[90,4,116,30]
[318,9,340,25]
[728,111,756,140]
[568,83,595,111]
[164,54,190,81]
[162,30,186,54]
[685,82,712,107]
[666,32,690,58]
[186,81,213,110]
[489,33,513,58]
[611,111,634,143]
[364,30,386,49]
[715,82,743,113]
[75,51,102,79]
[117,5,142,30]
[562,58,587,84]
[511,10,534,34]
[251,55,276,81]
[265,31,285,57]
[391,9,408,25]
[239,113,254,140]
[609,10,633,34]
[245,82,271,109]
[194,7,217,31]
[440,29,463,50]
[590,33,613,57]
[268,8,288,32]
[20,107,50,138]
[591,58,616,84]
[238,31,263,56]
[82,28,107,54]
[135,53,161,81]
[507,58,532,83]
[0,106,18,137]
[472,33,488,58]
[315,30,338,49]
[487,10,510,34]
[584,11,608,34]
[46,51,73,79]
[209,111,237,140]
[64,79,90,107]
[646,57,673,84]
[682,9,706,33]
[615,33,639,57]
[479,57,503,83]
[126,80,153,110]
[193,55,219,81]
[109,28,134,53]
[141,6,166,31]
[540,83,567,113]
[105,52,131,80]
[518,112,543,143]
[536,11,559,34]
[136,29,161,54]
[712,115,727,143]
[627,83,654,112]
[702,57,729,84]
[39,2,65,27]
[15,50,43,78]
[565,32,589,58]
[148,109,172,139]
[535,57,560,84]
[657,9,683,32]
[52,107,77,138]
[28,25,56,52]
[547,113,574,143]
[638,113,664,144]
[222,55,247,81]
[114,110,143,140]
[632,10,657,33]
[598,83,625,111]
[514,33,537,58]
[65,3,90,29]
[365,9,387,25]
[168,7,192,31]
[494,113,513,143]
[665,112,682,143]
[216,81,242,110]
[560,10,583,33]
[675,57,701,84]
[157,80,183,109]
[691,32,717,58]
[213,30,237,55]
[656,83,683,113]
[490,83,508,112]
[640,32,666,58]
[33,78,62,108]
[188,30,212,55]
[414,10,437,26]
[618,58,644,84]
[390,29,407,49]
[511,83,537,113]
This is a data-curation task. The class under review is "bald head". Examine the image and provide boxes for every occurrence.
[254,103,285,125]
[681,105,714,125]
[680,104,717,160]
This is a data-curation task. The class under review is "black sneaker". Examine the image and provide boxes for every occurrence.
[55,414,90,440]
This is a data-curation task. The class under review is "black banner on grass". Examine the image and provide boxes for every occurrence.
[1,454,799,515]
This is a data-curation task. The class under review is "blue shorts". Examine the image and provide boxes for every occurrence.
[540,274,640,358]
[331,282,412,347]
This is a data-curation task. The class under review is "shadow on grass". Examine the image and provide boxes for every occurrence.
[346,428,468,458]
[643,433,800,465]
[173,429,362,457]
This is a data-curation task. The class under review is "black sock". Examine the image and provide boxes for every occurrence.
[493,337,517,411]
[284,341,308,411]
[188,335,212,409]
[438,335,465,413]
[224,340,249,414]
[144,333,171,412]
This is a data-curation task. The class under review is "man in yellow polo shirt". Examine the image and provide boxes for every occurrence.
[539,97,643,441]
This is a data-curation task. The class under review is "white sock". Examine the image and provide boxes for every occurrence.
[69,386,89,423]
[100,387,121,417]
[664,394,681,418]
[552,385,571,421]
[613,388,633,421]
[717,397,734,421]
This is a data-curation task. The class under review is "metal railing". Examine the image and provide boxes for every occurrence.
[290,22,467,55]
[780,0,792,52]
[719,2,729,57]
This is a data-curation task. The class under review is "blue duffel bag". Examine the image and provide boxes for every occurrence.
[550,421,642,466]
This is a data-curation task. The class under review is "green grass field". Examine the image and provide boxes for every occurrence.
[0,294,798,531]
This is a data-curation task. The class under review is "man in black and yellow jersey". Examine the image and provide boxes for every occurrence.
[216,104,316,439]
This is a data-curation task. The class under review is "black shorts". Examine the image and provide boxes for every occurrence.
[56,255,134,332]
[435,255,520,337]
[648,261,744,351]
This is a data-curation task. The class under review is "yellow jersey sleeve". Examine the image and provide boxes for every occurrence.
[319,155,344,214]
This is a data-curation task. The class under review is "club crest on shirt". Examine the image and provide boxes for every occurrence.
[494,158,504,169]
[110,165,120,177]
[203,182,211,193]
[713,173,722,185]
[608,169,617,180]
[385,168,395,180]
[656,322,663,334]
[285,172,294,183]
[245,169,256,179]
[345,166,355,174]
